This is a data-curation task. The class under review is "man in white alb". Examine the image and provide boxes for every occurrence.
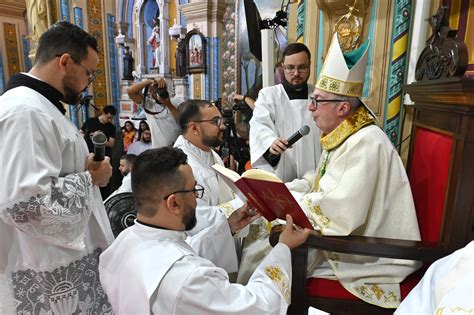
[99,147,310,314]
[250,43,321,183]
[0,21,114,313]
[174,100,248,272]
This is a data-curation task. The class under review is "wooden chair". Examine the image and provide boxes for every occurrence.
[280,78,474,315]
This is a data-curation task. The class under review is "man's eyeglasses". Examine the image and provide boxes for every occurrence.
[163,183,205,200]
[309,96,345,109]
[191,116,224,126]
[57,54,97,85]
[282,64,310,74]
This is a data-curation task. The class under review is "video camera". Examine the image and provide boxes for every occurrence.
[213,98,251,173]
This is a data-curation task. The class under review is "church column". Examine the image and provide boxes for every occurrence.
[157,0,170,75]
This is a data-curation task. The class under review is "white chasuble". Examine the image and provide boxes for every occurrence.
[249,84,321,182]
[99,221,293,315]
[288,108,422,308]
[0,85,114,314]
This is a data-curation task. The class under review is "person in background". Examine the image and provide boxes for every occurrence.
[122,120,136,152]
[127,77,180,148]
[99,147,310,314]
[128,128,152,156]
[233,93,256,110]
[81,104,117,158]
[136,120,149,140]
[105,153,137,202]
[80,104,117,199]
[0,21,114,314]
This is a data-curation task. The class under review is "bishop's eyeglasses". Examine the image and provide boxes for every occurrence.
[309,96,345,109]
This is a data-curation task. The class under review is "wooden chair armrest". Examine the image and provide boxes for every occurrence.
[303,233,448,262]
[269,229,449,262]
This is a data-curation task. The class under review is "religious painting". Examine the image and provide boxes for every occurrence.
[185,30,206,74]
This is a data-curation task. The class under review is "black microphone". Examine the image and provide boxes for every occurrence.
[266,125,311,166]
[91,131,107,161]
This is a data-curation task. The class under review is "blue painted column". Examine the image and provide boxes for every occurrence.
[212,37,219,100]
[107,14,120,127]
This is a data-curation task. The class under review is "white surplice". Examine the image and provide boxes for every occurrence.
[99,221,292,315]
[395,241,474,315]
[143,97,181,148]
[174,135,245,272]
[249,84,321,182]
[0,84,114,313]
[104,172,132,203]
[288,108,422,308]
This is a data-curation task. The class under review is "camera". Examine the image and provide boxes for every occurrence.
[232,100,251,112]
[156,87,169,99]
[149,82,169,99]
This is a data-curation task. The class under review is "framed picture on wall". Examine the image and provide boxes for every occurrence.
[185,30,206,74]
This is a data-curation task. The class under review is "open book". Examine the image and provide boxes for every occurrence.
[212,164,313,229]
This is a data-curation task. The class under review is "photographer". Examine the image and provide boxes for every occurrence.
[127,77,180,148]
[233,94,255,110]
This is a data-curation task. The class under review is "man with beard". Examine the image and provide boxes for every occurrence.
[127,128,152,155]
[99,147,310,314]
[0,21,114,313]
[127,77,180,148]
[105,153,137,202]
[250,43,321,182]
[173,100,249,272]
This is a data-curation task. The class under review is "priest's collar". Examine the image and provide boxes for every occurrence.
[282,77,309,100]
[136,219,170,230]
[320,106,374,151]
[4,72,66,115]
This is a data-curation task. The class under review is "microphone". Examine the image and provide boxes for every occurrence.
[266,125,310,166]
[91,131,107,161]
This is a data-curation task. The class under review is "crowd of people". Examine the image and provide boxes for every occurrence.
[0,20,471,315]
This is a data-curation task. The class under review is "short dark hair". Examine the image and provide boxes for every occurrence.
[103,105,117,116]
[282,43,311,62]
[35,21,98,66]
[177,99,214,131]
[132,147,188,217]
[120,154,137,166]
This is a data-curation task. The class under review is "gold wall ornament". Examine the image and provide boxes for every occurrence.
[315,0,370,53]
[335,3,361,51]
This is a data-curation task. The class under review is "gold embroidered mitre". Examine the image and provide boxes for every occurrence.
[316,33,370,98]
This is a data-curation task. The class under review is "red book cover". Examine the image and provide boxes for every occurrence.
[212,164,313,230]
[242,178,313,230]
